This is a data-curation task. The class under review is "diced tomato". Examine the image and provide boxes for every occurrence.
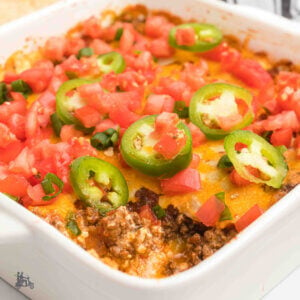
[60,125,83,142]
[109,104,139,129]
[8,147,35,178]
[120,28,135,52]
[0,174,29,197]
[0,123,17,148]
[65,37,86,56]
[74,105,102,128]
[202,42,229,61]
[195,196,225,226]
[94,119,118,134]
[77,83,105,112]
[270,128,292,148]
[82,16,104,39]
[139,205,159,225]
[277,71,300,90]
[69,138,97,158]
[26,184,57,206]
[235,143,247,152]
[189,153,200,169]
[3,72,20,84]
[187,122,206,147]
[235,204,263,232]
[149,38,174,58]
[262,110,300,132]
[43,36,67,61]
[145,16,172,38]
[33,59,55,71]
[144,94,175,115]
[220,48,241,72]
[175,27,196,46]
[161,168,201,195]
[152,112,179,137]
[7,114,26,140]
[231,59,273,89]
[20,67,53,93]
[60,55,84,75]
[0,141,24,163]
[230,169,251,186]
[180,61,207,91]
[89,39,113,55]
[217,114,243,131]
[0,94,26,123]
[154,133,186,159]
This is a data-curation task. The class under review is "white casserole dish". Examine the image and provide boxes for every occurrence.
[0,0,300,299]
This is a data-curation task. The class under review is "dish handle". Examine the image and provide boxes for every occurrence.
[0,206,31,245]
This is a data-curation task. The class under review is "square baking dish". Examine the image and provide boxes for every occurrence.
[0,0,300,299]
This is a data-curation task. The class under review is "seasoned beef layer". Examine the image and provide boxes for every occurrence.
[71,188,237,278]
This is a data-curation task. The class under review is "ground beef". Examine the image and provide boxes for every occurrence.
[75,187,237,277]
[127,187,160,212]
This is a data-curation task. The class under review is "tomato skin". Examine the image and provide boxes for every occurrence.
[175,27,196,46]
[0,141,24,163]
[144,94,175,115]
[139,205,159,225]
[235,204,263,232]
[220,48,241,72]
[3,72,20,84]
[231,59,273,89]
[74,105,102,128]
[270,128,292,148]
[161,168,201,195]
[60,125,83,142]
[195,196,225,226]
[187,122,206,147]
[0,174,29,197]
[202,42,229,61]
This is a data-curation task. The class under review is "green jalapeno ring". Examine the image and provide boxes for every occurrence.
[97,51,126,74]
[56,79,96,126]
[120,115,192,178]
[70,156,129,215]
[169,23,223,52]
[189,83,254,140]
[224,130,288,188]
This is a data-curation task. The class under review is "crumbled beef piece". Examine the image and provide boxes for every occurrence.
[162,205,208,240]
[97,206,163,260]
[85,207,100,225]
[127,187,160,212]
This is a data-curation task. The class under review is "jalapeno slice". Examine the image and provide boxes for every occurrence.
[70,156,129,214]
[56,79,95,125]
[97,51,126,74]
[169,23,222,52]
[224,130,288,188]
[189,83,254,140]
[120,115,192,178]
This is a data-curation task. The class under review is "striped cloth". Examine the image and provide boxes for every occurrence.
[220,0,300,20]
